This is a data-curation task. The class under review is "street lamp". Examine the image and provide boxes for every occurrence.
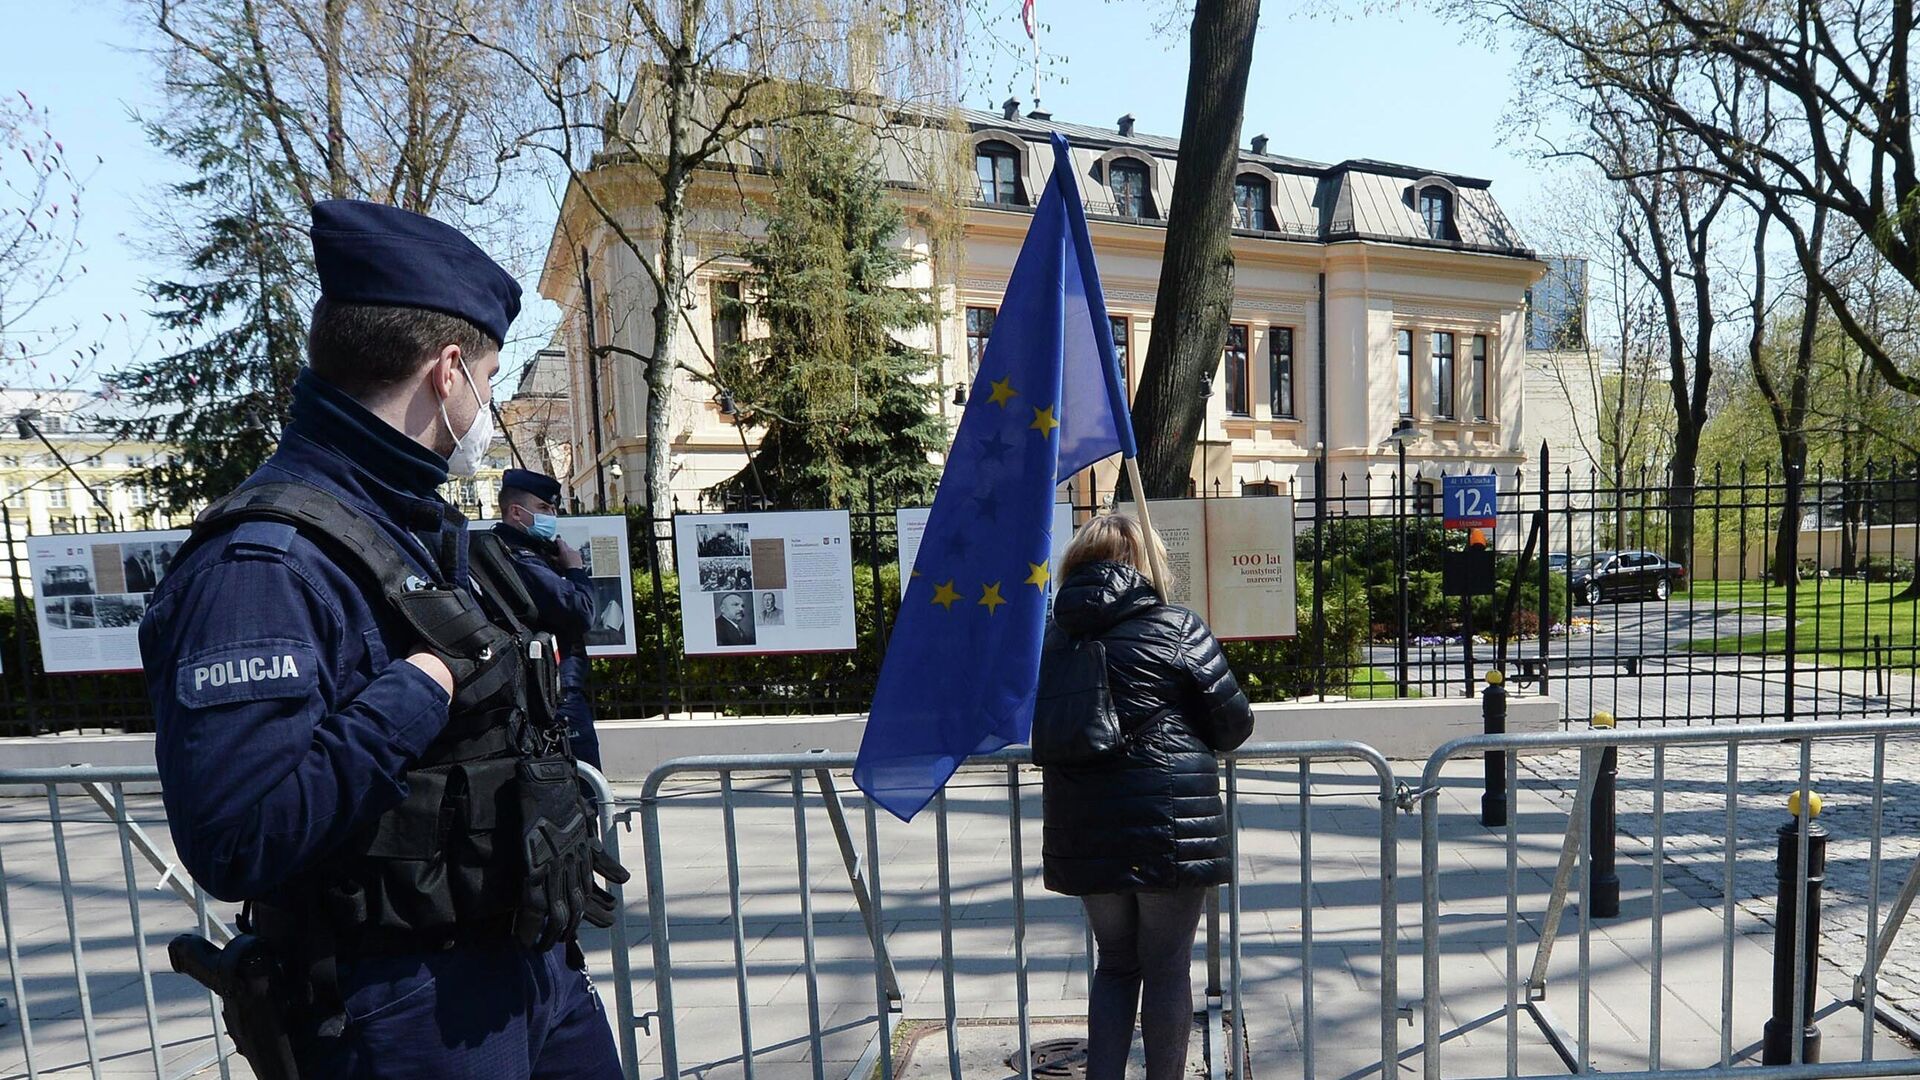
[1387,419,1420,698]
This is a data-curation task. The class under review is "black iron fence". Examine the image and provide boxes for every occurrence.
[0,458,1915,735]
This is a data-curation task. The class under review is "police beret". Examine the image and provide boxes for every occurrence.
[501,469,562,503]
[310,200,522,345]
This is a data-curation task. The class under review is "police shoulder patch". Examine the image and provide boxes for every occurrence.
[176,638,319,709]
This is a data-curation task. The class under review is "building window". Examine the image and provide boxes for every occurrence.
[711,279,744,355]
[46,485,66,510]
[1396,330,1413,418]
[976,142,1023,206]
[1269,327,1295,418]
[1233,175,1270,230]
[1473,334,1490,420]
[1222,324,1251,417]
[1413,478,1438,516]
[1109,160,1152,218]
[1419,186,1454,241]
[965,306,997,378]
[1244,480,1281,497]
[1432,331,1456,419]
[128,484,148,509]
[50,517,72,535]
[1109,315,1131,397]
[745,125,771,170]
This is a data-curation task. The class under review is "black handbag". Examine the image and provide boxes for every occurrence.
[1030,634,1124,766]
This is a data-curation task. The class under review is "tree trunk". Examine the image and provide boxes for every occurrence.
[1125,0,1260,499]
[1770,440,1807,586]
[643,5,702,565]
[323,0,348,198]
[1668,444,1696,578]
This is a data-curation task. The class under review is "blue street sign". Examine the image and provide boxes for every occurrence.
[1443,474,1498,530]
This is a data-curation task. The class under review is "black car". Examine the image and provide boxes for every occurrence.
[1569,550,1687,604]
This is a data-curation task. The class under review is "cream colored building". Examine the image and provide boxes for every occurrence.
[539,104,1547,513]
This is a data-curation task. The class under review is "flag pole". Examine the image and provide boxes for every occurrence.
[1122,454,1174,599]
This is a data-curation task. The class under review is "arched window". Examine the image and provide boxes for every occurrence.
[1233,174,1271,230]
[975,141,1024,206]
[1418,186,1454,240]
[1109,159,1153,218]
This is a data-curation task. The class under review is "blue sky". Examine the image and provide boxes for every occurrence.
[1,1,1548,392]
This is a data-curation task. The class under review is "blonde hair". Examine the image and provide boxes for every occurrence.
[1059,513,1172,599]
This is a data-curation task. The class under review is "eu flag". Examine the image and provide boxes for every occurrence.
[854,133,1134,821]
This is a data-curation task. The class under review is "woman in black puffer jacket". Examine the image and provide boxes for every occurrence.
[1039,514,1254,1080]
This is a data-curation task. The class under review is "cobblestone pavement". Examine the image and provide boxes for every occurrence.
[1516,728,1920,1032]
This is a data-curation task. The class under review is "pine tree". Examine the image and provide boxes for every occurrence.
[108,99,308,513]
[710,119,947,510]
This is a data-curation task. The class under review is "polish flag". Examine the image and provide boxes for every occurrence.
[1021,0,1035,39]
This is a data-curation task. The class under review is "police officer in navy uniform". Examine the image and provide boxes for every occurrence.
[493,468,602,768]
[139,200,627,1078]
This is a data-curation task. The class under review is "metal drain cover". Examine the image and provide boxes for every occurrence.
[1014,1037,1090,1078]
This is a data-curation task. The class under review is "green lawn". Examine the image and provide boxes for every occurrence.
[1346,666,1416,699]
[1687,579,1920,669]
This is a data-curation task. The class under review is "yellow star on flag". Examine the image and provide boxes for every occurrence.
[931,580,961,610]
[1030,405,1059,437]
[1024,560,1050,590]
[978,582,1006,615]
[988,376,1018,408]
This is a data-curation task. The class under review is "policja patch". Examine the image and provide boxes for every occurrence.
[176,640,318,708]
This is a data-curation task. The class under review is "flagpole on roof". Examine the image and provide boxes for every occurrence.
[1024,0,1039,113]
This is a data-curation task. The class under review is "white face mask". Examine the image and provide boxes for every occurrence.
[438,357,494,478]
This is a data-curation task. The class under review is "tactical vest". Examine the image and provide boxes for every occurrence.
[176,482,587,950]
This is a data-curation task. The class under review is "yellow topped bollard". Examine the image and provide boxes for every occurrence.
[1788,790,1824,819]
[1480,668,1509,827]
[1765,788,1830,1063]
[1588,708,1621,916]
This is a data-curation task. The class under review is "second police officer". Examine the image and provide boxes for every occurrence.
[139,200,628,1078]
[493,468,603,768]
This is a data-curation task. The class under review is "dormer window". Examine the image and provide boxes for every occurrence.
[1110,160,1153,218]
[976,141,1024,206]
[1418,186,1455,240]
[1233,174,1270,230]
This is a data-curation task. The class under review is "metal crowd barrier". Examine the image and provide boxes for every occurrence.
[1415,717,1920,1080]
[0,762,629,1080]
[11,723,1920,1080]
[634,741,1402,1080]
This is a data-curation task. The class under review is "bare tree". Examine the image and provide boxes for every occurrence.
[0,92,116,386]
[143,0,521,218]
[1457,0,1918,388]
[118,0,532,507]
[1523,167,1674,528]
[462,0,963,532]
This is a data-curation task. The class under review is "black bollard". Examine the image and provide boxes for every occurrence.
[1480,671,1508,827]
[1762,792,1828,1065]
[1588,711,1620,919]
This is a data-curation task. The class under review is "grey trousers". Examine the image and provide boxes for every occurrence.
[1080,886,1209,1080]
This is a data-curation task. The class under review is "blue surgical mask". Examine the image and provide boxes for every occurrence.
[529,513,560,541]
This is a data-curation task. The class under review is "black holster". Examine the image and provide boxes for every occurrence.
[168,933,301,1080]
